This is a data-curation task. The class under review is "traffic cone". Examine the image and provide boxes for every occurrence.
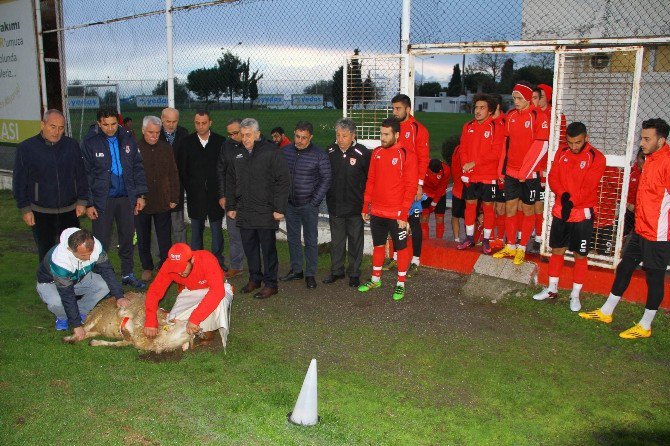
[287,358,319,426]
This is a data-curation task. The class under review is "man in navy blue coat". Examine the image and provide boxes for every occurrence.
[81,107,148,288]
[279,121,331,289]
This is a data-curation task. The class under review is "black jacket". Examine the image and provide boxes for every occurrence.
[326,142,371,217]
[13,133,89,214]
[160,125,190,211]
[180,131,226,221]
[281,143,332,207]
[216,138,239,200]
[226,140,290,229]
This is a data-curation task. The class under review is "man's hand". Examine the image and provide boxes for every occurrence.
[273,212,284,221]
[75,205,86,217]
[115,297,130,308]
[144,326,158,338]
[218,197,226,209]
[134,197,146,215]
[361,213,370,223]
[227,210,237,219]
[397,219,409,229]
[186,321,201,335]
[73,326,86,341]
[414,184,423,202]
[169,202,177,209]
[561,192,574,221]
[22,211,35,227]
[462,161,475,172]
[86,206,98,220]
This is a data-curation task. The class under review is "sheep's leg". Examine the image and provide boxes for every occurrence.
[89,339,132,348]
[62,331,100,344]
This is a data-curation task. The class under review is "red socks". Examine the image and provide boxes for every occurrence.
[535,212,544,239]
[495,213,506,240]
[573,257,588,285]
[549,254,564,277]
[435,214,445,239]
[505,213,517,246]
[396,247,410,284]
[372,245,385,278]
[464,202,477,228]
[520,214,535,247]
[482,204,495,234]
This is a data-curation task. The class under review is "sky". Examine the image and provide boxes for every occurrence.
[59,0,524,96]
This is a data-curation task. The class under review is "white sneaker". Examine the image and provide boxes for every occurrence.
[532,288,558,301]
[569,295,582,312]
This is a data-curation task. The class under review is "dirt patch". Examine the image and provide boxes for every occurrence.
[122,426,160,446]
[50,379,71,393]
[137,350,184,363]
[0,230,37,254]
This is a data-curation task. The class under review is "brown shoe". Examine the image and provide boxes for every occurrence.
[241,281,261,294]
[226,268,243,279]
[253,287,278,299]
[141,269,153,281]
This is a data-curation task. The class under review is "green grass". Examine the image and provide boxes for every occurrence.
[1,189,669,445]
[69,109,470,159]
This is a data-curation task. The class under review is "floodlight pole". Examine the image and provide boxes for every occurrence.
[166,0,175,107]
[400,0,411,96]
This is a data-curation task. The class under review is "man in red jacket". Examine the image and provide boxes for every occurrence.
[421,159,450,239]
[580,118,670,339]
[360,118,418,301]
[493,82,550,264]
[532,122,605,311]
[457,94,505,254]
[143,243,232,342]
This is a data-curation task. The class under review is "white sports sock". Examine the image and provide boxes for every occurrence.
[600,293,621,316]
[548,277,559,293]
[571,283,583,298]
[454,237,461,243]
[411,256,420,266]
[483,229,492,239]
[371,275,381,283]
[535,235,542,243]
[516,231,521,241]
[396,281,405,287]
[466,225,475,236]
[518,245,526,252]
[639,309,657,330]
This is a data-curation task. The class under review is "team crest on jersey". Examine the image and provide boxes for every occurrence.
[524,121,531,128]
[125,145,131,154]
[350,158,357,166]
[405,131,410,139]
[580,161,586,169]
[542,122,548,129]
[436,174,442,179]
[392,158,398,165]
[484,131,490,138]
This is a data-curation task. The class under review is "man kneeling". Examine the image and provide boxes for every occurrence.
[143,243,231,346]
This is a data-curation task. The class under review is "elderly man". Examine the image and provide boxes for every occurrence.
[13,109,89,262]
[323,118,370,287]
[180,110,227,270]
[226,118,290,299]
[159,107,190,244]
[36,228,128,335]
[81,107,148,288]
[136,116,180,281]
[216,118,245,278]
[280,121,331,289]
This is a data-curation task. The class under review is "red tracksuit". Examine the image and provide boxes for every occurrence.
[459,116,505,184]
[450,145,464,199]
[627,162,642,206]
[363,142,418,222]
[398,115,430,186]
[144,250,225,328]
[548,143,606,223]
[635,144,670,241]
[503,107,550,180]
[423,161,450,201]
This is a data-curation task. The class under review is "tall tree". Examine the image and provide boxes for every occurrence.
[473,53,512,82]
[446,63,462,97]
[249,77,260,108]
[186,67,220,105]
[154,77,190,105]
[240,58,263,110]
[217,51,244,108]
[463,68,495,94]
[418,81,442,97]
[304,80,334,103]
[525,53,555,70]
[361,71,380,109]
[513,65,554,87]
[497,58,515,93]
[332,66,344,109]
[347,48,363,105]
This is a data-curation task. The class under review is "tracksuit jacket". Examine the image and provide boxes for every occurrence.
[459,116,505,184]
[548,143,606,223]
[423,161,451,202]
[363,142,418,222]
[635,144,670,241]
[502,107,550,180]
[325,142,371,218]
[398,115,430,186]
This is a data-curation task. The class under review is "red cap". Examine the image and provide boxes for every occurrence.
[163,243,193,274]
[537,84,553,104]
[512,83,533,102]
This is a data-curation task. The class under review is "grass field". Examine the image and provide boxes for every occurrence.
[1,189,670,445]
[69,109,470,160]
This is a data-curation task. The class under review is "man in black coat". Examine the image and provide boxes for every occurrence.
[323,118,371,288]
[12,109,89,262]
[226,118,290,299]
[159,107,190,244]
[180,110,227,270]
[279,121,331,289]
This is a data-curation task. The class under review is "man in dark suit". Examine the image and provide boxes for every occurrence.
[180,110,227,270]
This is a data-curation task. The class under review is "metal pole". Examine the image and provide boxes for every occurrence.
[34,0,48,114]
[400,0,410,55]
[342,58,348,118]
[166,0,175,107]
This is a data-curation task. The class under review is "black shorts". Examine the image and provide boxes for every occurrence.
[549,217,594,256]
[421,194,447,214]
[620,232,670,270]
[495,185,506,203]
[451,196,465,219]
[463,182,498,202]
[504,175,542,205]
[370,215,408,250]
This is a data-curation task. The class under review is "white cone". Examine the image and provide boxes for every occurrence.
[288,358,319,426]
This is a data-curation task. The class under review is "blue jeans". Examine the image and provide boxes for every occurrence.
[190,217,225,269]
[286,203,319,277]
